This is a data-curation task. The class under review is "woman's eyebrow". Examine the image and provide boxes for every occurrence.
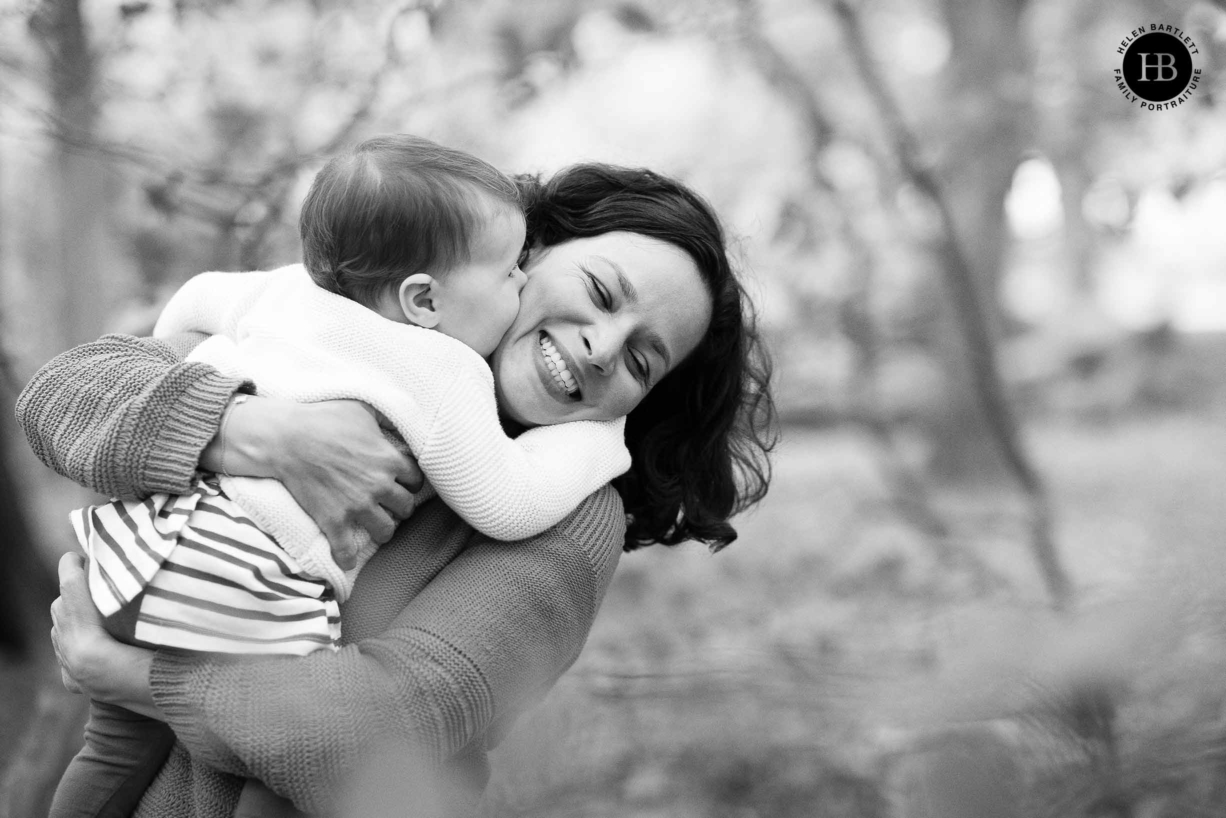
[594,255,639,305]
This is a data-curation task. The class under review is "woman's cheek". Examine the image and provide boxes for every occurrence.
[597,382,642,421]
[494,345,542,427]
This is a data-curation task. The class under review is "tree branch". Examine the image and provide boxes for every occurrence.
[828,0,1071,610]
[732,0,1019,586]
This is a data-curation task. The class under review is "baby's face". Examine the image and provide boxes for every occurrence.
[432,205,527,358]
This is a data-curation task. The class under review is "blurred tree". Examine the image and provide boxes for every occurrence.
[735,0,957,563]
[0,416,54,659]
[1037,0,1101,298]
[832,0,1071,607]
[921,0,1031,481]
[27,0,124,357]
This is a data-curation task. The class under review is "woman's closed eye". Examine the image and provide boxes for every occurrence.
[581,265,613,310]
[629,349,650,384]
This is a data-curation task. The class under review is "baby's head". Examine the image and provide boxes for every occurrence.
[300,134,527,358]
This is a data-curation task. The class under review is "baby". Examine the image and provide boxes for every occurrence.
[51,135,629,818]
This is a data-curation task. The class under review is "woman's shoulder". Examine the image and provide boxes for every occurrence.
[551,484,625,553]
[457,483,626,588]
[535,484,626,594]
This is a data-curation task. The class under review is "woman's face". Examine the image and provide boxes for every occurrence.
[491,231,713,427]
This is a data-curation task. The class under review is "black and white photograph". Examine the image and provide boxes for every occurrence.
[1,0,1224,816]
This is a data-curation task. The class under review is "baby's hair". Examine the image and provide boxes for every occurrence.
[300,134,521,307]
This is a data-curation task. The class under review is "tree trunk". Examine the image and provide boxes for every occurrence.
[1040,0,1099,299]
[29,0,120,358]
[925,0,1030,482]
[0,420,55,658]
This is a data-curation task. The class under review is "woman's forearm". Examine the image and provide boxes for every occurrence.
[13,333,367,502]
[17,332,419,567]
[96,643,160,720]
[15,333,245,499]
[199,393,301,479]
[146,491,626,813]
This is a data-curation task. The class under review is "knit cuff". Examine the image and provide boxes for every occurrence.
[149,649,215,756]
[143,366,251,495]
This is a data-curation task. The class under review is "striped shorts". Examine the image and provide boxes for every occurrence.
[71,477,340,656]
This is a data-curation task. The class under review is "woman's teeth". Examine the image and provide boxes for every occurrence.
[539,335,579,396]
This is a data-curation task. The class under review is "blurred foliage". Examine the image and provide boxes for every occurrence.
[1,0,1222,436]
[2,0,1226,814]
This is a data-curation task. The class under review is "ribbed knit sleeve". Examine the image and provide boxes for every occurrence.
[147,487,626,815]
[14,333,246,499]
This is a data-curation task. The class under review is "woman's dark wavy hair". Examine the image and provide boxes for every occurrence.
[517,164,778,552]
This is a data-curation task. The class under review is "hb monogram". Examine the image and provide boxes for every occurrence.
[1136,52,1178,81]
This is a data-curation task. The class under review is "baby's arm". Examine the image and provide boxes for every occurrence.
[153,270,273,340]
[415,373,630,542]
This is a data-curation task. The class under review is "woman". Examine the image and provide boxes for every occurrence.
[22,164,776,817]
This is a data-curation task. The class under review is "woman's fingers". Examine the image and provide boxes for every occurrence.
[55,638,82,694]
[386,440,423,494]
[316,516,358,570]
[58,552,103,624]
[51,553,94,694]
[357,505,397,547]
[380,483,417,522]
[272,399,425,562]
[57,550,86,590]
[395,458,425,495]
[380,429,424,494]
[50,613,81,692]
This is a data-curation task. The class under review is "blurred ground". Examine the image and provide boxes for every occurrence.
[482,334,1226,816]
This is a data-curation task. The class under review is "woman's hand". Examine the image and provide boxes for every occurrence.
[50,553,161,720]
[276,401,424,569]
[206,397,424,569]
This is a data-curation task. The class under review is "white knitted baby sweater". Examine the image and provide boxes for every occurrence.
[152,265,629,601]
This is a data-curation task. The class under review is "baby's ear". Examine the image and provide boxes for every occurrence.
[397,274,440,328]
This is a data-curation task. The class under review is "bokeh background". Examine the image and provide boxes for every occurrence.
[1,0,1225,815]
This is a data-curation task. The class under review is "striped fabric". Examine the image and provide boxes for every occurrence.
[71,477,340,656]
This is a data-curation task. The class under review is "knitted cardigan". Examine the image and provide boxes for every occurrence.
[16,334,625,818]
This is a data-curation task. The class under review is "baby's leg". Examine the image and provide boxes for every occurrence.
[49,700,176,818]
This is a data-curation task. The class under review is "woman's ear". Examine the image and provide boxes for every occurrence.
[397,274,440,329]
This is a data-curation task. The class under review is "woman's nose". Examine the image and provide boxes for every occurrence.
[581,326,620,375]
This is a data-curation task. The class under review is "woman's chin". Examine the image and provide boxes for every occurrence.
[496,336,573,428]
[495,353,551,429]
[514,387,571,429]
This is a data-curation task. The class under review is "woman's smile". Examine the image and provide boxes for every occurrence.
[537,331,582,400]
[492,232,713,428]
